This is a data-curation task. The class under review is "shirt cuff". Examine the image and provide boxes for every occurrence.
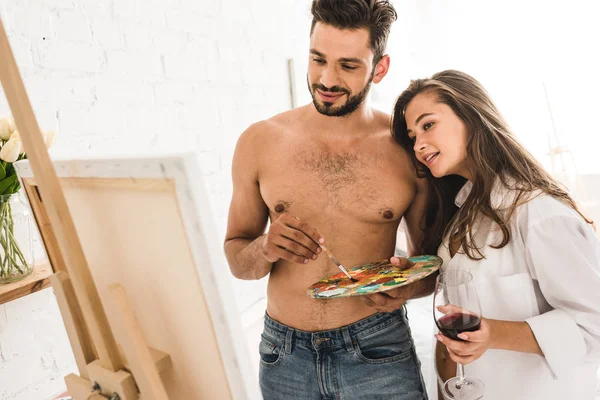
[526,309,587,379]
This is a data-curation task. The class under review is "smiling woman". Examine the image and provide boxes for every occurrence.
[404,92,470,180]
[391,69,600,400]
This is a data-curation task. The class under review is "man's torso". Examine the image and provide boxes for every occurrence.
[257,106,419,330]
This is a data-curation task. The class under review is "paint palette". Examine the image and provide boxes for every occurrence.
[307,255,442,299]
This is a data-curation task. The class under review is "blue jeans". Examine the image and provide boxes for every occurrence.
[259,307,427,399]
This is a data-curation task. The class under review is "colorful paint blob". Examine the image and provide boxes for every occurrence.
[307,255,442,299]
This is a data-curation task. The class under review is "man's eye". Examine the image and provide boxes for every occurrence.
[313,58,325,64]
[423,122,434,131]
[342,64,358,70]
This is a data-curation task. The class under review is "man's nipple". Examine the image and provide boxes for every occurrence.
[383,210,394,220]
[275,203,286,213]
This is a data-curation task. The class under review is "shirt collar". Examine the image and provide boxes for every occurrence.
[454,176,526,209]
[455,180,473,208]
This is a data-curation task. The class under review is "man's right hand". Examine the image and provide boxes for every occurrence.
[261,214,324,264]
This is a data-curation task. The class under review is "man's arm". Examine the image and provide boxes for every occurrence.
[400,175,437,300]
[403,175,428,258]
[224,124,273,280]
[224,123,324,280]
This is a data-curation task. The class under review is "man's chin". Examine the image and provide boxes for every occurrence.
[316,107,344,117]
[315,97,340,107]
[314,101,344,116]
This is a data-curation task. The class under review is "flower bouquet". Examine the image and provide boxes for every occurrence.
[0,116,55,283]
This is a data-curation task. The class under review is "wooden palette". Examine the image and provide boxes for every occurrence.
[307,255,442,299]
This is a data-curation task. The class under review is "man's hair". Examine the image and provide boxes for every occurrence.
[310,0,397,64]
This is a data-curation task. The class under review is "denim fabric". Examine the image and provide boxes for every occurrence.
[259,306,428,400]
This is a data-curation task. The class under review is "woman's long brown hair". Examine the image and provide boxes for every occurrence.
[392,70,593,259]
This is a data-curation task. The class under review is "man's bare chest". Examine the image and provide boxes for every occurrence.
[259,148,413,223]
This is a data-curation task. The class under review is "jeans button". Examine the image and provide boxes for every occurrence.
[314,337,330,345]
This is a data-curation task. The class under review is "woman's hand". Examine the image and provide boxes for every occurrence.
[435,318,493,365]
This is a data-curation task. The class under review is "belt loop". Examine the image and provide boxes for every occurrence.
[401,304,408,321]
[341,327,354,353]
[284,328,293,354]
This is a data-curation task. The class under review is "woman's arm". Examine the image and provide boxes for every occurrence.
[487,319,542,355]
[519,214,600,378]
[435,318,542,366]
[438,213,600,378]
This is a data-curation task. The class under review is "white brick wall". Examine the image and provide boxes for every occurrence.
[3,1,598,398]
[0,0,311,398]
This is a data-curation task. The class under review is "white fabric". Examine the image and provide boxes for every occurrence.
[427,180,600,400]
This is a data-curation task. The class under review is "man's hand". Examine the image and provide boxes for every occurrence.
[261,214,324,264]
[361,256,415,312]
[435,318,492,365]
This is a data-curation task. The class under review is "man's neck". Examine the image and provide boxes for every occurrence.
[306,102,375,136]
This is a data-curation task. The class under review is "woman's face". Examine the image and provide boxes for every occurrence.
[405,91,471,180]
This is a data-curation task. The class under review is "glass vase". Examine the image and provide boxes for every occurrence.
[0,192,34,284]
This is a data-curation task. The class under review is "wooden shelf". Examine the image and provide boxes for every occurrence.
[0,262,52,305]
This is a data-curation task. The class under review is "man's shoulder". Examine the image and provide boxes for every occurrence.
[370,109,420,182]
[241,107,307,142]
[372,108,392,126]
[368,110,410,156]
[238,118,280,149]
[268,106,309,127]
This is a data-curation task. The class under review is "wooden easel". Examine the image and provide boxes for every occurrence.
[0,19,172,400]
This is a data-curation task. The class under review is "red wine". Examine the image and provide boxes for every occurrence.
[436,312,481,341]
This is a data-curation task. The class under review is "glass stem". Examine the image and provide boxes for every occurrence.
[456,363,467,389]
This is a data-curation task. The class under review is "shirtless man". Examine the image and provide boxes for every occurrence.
[224,1,431,398]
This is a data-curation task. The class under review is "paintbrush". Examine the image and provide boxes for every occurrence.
[320,245,358,282]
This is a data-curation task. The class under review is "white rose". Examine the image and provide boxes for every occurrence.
[0,136,22,163]
[8,117,16,133]
[0,118,11,140]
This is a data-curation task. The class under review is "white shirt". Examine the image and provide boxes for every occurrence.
[429,180,600,400]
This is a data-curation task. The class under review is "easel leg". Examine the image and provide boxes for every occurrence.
[52,271,96,379]
[53,273,171,399]
[109,283,170,400]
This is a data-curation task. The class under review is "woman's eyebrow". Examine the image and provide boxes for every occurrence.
[407,112,434,134]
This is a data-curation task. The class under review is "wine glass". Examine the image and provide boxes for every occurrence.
[433,270,485,399]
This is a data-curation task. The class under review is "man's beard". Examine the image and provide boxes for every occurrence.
[308,77,372,117]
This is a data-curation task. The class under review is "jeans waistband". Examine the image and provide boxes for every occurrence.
[263,306,407,353]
